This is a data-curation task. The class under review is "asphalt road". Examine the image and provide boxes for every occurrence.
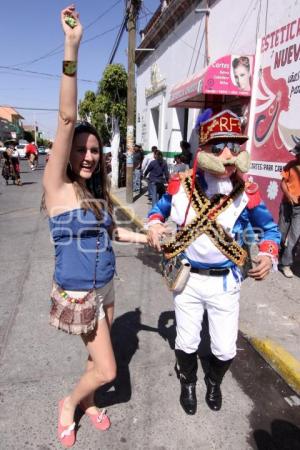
[0,158,299,450]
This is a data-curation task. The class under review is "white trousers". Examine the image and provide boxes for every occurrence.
[174,271,241,361]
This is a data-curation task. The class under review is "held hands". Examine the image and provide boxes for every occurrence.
[248,255,272,280]
[61,4,83,45]
[147,223,171,252]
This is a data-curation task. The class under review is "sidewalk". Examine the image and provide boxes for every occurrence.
[111,186,300,395]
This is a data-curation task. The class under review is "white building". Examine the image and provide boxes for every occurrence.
[135,0,299,157]
[135,0,300,217]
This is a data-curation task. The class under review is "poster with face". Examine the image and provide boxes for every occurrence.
[231,55,252,92]
[249,17,300,219]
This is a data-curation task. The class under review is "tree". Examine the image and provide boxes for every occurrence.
[23,130,34,143]
[78,64,128,187]
[78,90,96,122]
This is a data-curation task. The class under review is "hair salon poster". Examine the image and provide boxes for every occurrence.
[248,17,300,219]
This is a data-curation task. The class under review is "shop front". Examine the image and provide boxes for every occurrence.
[168,54,254,121]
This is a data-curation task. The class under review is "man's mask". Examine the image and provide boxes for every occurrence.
[197,150,251,175]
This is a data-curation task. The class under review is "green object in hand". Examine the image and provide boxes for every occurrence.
[65,16,77,28]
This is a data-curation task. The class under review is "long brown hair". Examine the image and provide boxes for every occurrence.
[41,122,113,220]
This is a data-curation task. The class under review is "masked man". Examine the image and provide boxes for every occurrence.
[147,110,280,415]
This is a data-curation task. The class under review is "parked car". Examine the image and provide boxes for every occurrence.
[38,146,47,155]
[15,143,27,159]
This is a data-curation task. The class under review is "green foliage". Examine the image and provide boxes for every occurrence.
[78,64,127,143]
[23,131,34,143]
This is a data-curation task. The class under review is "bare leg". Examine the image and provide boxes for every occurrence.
[81,302,115,414]
[104,302,115,330]
[60,317,116,426]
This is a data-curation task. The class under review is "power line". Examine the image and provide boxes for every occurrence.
[0,22,124,84]
[108,14,128,64]
[0,105,58,111]
[9,0,123,68]
[228,0,259,52]
[0,66,98,84]
[85,0,122,31]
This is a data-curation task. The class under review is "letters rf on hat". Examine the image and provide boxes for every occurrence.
[199,110,248,145]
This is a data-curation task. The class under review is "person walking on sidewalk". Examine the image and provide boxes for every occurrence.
[180,140,192,167]
[133,144,143,193]
[147,110,280,416]
[173,154,189,173]
[142,145,157,174]
[144,150,169,207]
[278,142,300,278]
[142,145,158,200]
[42,6,148,447]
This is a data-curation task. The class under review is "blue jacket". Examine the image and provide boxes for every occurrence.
[144,159,169,183]
[148,175,281,269]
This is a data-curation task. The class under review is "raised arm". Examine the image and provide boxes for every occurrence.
[43,5,82,193]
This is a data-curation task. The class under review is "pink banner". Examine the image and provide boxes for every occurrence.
[250,17,300,220]
[168,54,254,107]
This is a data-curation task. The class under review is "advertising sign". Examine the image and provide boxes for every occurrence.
[249,17,300,219]
[168,54,254,107]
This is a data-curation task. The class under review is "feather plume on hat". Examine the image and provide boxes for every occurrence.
[195,108,213,129]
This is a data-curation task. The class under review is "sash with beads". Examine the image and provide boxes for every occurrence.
[162,176,248,266]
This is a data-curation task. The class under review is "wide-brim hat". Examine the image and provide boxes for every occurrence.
[4,139,18,146]
[199,110,248,145]
[290,142,300,155]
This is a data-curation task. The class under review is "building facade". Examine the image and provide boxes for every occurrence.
[135,0,300,216]
[136,0,299,152]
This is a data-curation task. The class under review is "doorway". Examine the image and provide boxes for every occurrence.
[150,106,160,148]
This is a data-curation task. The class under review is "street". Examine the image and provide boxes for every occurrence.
[0,158,299,450]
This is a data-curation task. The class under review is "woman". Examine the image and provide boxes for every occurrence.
[232,56,251,91]
[144,150,169,207]
[43,6,147,447]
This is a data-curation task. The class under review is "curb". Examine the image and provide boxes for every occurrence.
[110,191,300,396]
[250,338,300,395]
[110,192,145,230]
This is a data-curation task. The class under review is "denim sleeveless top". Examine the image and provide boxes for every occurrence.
[49,208,115,291]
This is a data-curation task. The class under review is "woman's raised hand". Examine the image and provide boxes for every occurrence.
[61,4,83,45]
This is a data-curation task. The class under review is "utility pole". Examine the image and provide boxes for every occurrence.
[33,112,37,146]
[126,0,140,203]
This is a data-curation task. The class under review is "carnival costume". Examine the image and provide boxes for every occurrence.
[148,110,281,414]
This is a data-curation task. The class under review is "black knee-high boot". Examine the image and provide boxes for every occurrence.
[175,349,198,415]
[205,354,233,411]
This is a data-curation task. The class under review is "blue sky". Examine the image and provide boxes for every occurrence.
[0,0,160,139]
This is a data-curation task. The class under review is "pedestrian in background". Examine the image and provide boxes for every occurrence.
[2,140,22,185]
[142,145,157,174]
[142,145,158,200]
[278,142,300,277]
[173,154,189,173]
[133,144,143,193]
[180,140,192,167]
[144,150,169,207]
[42,6,148,447]
[26,141,38,170]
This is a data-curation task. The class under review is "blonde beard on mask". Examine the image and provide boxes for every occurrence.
[197,150,251,175]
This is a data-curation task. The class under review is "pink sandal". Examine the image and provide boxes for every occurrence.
[58,399,76,448]
[80,404,111,431]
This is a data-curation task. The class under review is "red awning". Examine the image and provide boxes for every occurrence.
[168,55,254,108]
